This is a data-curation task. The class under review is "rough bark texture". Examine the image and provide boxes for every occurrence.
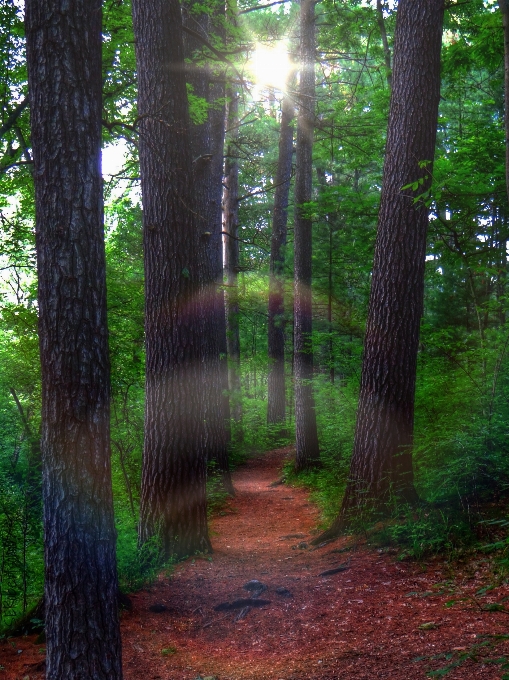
[499,0,509,205]
[132,0,211,558]
[25,1,123,677]
[325,0,444,534]
[184,5,234,495]
[223,90,243,426]
[294,0,320,471]
[267,94,294,427]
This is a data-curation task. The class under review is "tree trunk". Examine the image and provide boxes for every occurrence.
[376,0,392,89]
[132,0,212,558]
[267,92,294,427]
[322,0,444,536]
[499,0,509,205]
[223,89,243,428]
[316,167,336,385]
[328,218,335,384]
[184,5,234,495]
[294,0,320,472]
[25,1,123,677]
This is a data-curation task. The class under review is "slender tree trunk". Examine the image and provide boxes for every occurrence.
[328,220,335,384]
[184,5,234,495]
[223,89,243,428]
[499,0,509,204]
[376,0,392,89]
[316,167,336,385]
[267,92,294,427]
[25,1,123,677]
[294,0,320,471]
[132,0,212,559]
[320,0,444,537]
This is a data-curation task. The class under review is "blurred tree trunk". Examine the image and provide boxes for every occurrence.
[25,0,123,676]
[320,0,444,538]
[184,4,234,495]
[132,0,211,558]
[294,0,320,471]
[499,0,509,204]
[267,91,294,428]
[223,89,243,431]
[376,0,392,89]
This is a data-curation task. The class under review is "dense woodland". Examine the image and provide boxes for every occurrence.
[1,0,509,675]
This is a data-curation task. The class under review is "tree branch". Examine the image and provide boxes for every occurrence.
[0,99,29,139]
[239,0,291,14]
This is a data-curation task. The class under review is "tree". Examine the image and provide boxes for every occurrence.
[267,90,294,427]
[224,87,243,428]
[184,2,234,495]
[320,0,445,535]
[294,0,321,471]
[24,0,123,676]
[132,0,212,558]
[499,0,509,203]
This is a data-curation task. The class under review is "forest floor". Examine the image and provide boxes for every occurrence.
[3,446,509,679]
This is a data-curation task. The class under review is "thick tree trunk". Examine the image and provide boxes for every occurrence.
[294,0,320,472]
[322,0,444,536]
[499,0,509,204]
[132,0,211,558]
[184,6,234,495]
[223,90,243,428]
[25,1,123,677]
[267,92,294,427]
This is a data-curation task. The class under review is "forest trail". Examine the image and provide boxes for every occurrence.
[3,446,509,680]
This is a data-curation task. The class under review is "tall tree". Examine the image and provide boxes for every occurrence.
[223,88,243,428]
[320,0,445,536]
[294,0,320,471]
[25,0,123,677]
[376,0,392,89]
[267,91,294,426]
[132,0,212,558]
[183,3,234,495]
[499,0,509,204]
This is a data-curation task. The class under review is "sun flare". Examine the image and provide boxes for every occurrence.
[249,42,292,92]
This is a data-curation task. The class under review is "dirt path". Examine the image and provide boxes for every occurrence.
[3,446,509,679]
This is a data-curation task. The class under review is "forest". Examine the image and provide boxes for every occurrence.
[2,0,509,678]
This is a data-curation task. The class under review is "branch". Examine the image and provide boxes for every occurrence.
[9,387,33,440]
[239,0,291,13]
[221,231,269,254]
[182,25,250,87]
[237,175,294,202]
[0,98,29,139]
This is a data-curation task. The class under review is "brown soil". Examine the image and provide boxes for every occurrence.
[2,446,509,679]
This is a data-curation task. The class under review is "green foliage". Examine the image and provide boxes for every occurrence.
[116,512,173,593]
[187,85,210,125]
[1,0,509,636]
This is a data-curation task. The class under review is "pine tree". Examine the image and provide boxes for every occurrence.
[132,0,212,558]
[25,0,123,675]
[320,0,445,536]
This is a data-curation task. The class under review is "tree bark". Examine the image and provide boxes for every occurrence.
[184,5,234,495]
[25,1,123,677]
[267,92,294,426]
[223,89,243,428]
[499,0,509,205]
[294,0,320,471]
[322,0,444,536]
[132,0,212,558]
